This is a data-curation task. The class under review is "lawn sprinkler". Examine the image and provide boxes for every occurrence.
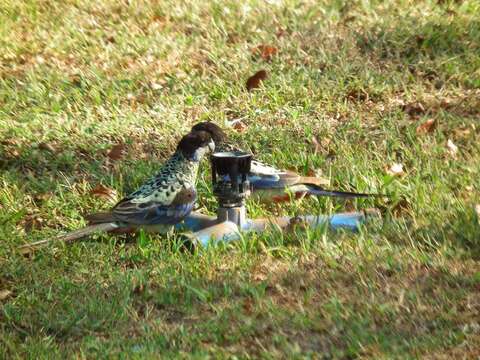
[178,151,380,246]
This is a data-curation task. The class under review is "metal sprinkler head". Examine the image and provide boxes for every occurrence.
[177,150,381,248]
[211,151,252,207]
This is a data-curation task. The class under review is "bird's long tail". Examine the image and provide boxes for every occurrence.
[18,222,119,252]
[305,184,382,198]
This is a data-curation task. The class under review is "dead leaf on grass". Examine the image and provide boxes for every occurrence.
[150,82,163,91]
[402,101,426,118]
[454,127,472,138]
[276,28,286,38]
[107,143,127,161]
[446,139,458,157]
[227,119,248,132]
[246,70,268,91]
[252,45,278,61]
[38,142,57,152]
[347,88,369,102]
[416,119,436,134]
[33,192,52,204]
[387,163,404,176]
[105,35,116,44]
[90,184,118,201]
[133,283,145,295]
[242,297,254,315]
[285,216,308,233]
[232,121,247,132]
[343,15,356,24]
[391,198,412,217]
[310,135,321,154]
[0,290,12,301]
[22,215,44,232]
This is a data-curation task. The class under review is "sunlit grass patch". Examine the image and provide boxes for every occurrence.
[1,0,479,357]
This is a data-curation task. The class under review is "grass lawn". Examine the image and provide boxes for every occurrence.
[1,0,480,358]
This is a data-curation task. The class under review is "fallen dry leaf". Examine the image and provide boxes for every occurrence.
[38,142,56,152]
[285,216,308,233]
[446,139,458,157]
[276,28,286,38]
[232,121,247,132]
[416,119,436,135]
[246,70,268,91]
[454,127,471,138]
[402,101,426,118]
[70,73,82,87]
[35,55,45,65]
[416,34,425,46]
[391,198,412,217]
[105,35,116,44]
[387,163,404,176]
[475,204,480,223]
[252,45,278,61]
[346,88,369,102]
[133,283,145,295]
[23,215,44,232]
[310,136,321,154]
[242,297,254,315]
[0,290,12,301]
[227,32,240,44]
[90,184,118,201]
[33,192,53,204]
[150,82,163,91]
[129,142,150,160]
[343,15,356,24]
[107,143,127,161]
[0,138,20,146]
[253,271,268,282]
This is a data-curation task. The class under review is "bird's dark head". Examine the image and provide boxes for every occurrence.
[191,122,227,144]
[177,130,215,161]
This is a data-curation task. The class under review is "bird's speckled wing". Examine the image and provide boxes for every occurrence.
[108,152,198,226]
[128,154,192,201]
[111,188,196,225]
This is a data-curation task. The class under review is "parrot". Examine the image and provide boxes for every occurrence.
[20,130,215,250]
[191,121,381,203]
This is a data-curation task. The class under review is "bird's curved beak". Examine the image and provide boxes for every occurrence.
[208,140,215,153]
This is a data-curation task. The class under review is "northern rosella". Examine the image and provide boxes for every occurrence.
[22,131,215,248]
[191,122,379,203]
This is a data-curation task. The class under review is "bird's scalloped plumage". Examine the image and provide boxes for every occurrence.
[88,131,215,227]
[127,152,198,206]
[28,130,215,248]
[191,122,380,203]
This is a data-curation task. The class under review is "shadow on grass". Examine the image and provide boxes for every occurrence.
[412,206,480,260]
[0,139,164,197]
[1,243,479,357]
[355,13,480,88]
[356,14,479,59]
[0,141,102,187]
